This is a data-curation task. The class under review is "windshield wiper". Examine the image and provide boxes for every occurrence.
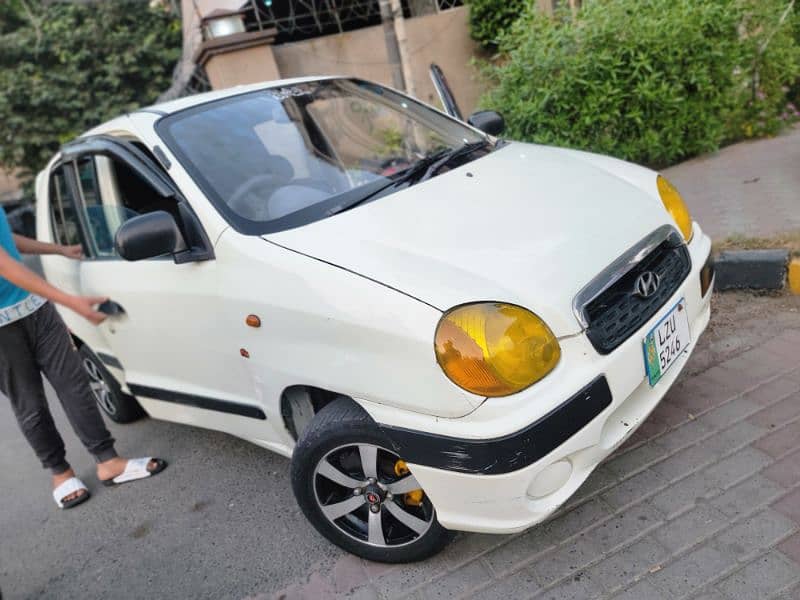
[329,146,456,215]
[417,140,490,183]
[391,146,455,186]
[328,140,491,217]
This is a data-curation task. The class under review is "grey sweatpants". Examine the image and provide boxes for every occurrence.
[0,302,117,474]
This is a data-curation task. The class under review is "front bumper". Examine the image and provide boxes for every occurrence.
[362,225,713,534]
[381,375,614,475]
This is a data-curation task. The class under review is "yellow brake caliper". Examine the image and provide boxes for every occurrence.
[394,459,424,507]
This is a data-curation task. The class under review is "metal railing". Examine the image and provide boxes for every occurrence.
[243,0,463,42]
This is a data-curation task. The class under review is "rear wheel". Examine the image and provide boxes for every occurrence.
[291,398,452,562]
[79,346,144,423]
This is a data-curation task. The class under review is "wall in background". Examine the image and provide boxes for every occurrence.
[201,6,486,115]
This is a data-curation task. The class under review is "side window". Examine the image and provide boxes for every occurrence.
[48,165,85,249]
[75,151,178,259]
[76,156,134,257]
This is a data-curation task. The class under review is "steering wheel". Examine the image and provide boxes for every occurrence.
[227,174,282,221]
[292,177,338,194]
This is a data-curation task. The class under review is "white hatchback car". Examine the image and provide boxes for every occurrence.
[36,75,714,562]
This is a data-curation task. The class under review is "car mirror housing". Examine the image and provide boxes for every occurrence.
[115,210,185,261]
[467,110,505,136]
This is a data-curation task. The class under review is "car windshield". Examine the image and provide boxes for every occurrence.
[156,78,488,235]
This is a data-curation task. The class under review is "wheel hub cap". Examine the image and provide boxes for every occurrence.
[364,487,383,506]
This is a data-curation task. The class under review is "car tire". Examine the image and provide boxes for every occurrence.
[79,346,145,423]
[291,397,453,563]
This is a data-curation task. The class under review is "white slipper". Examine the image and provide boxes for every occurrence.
[101,457,168,486]
[53,477,90,509]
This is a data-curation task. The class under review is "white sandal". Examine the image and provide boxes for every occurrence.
[53,477,90,509]
[101,457,168,487]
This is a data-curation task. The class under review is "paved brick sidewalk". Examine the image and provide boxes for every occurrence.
[274,328,800,600]
[663,124,800,241]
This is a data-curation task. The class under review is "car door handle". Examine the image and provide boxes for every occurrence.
[97,300,125,316]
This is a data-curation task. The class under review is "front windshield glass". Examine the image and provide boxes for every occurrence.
[157,78,487,234]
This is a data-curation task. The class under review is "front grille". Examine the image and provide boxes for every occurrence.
[583,238,691,354]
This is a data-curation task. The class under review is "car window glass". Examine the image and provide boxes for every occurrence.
[304,94,449,184]
[77,156,101,205]
[76,152,177,258]
[158,78,486,234]
[76,156,131,257]
[49,165,84,248]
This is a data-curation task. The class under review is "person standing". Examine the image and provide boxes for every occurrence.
[0,207,167,509]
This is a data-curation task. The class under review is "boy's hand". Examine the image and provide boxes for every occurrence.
[68,296,108,325]
[59,244,83,260]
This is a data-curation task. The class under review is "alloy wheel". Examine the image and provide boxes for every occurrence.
[313,443,434,547]
[83,357,117,416]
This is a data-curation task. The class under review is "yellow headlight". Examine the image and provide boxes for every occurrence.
[434,303,561,397]
[657,175,693,241]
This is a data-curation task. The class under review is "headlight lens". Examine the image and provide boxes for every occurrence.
[434,302,561,397]
[657,175,693,241]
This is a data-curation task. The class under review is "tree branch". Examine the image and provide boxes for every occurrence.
[17,0,43,53]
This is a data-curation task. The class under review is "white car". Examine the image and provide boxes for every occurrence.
[36,75,714,562]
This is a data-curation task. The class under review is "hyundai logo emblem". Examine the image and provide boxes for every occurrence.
[633,271,660,298]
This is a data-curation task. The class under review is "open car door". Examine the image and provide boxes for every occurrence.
[61,135,273,441]
[429,63,464,120]
[429,63,506,137]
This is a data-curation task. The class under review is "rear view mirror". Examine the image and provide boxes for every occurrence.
[468,111,505,136]
[115,211,184,261]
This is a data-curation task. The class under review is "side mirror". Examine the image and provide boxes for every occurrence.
[467,110,505,136]
[115,211,184,261]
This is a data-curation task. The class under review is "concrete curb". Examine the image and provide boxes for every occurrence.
[714,249,799,294]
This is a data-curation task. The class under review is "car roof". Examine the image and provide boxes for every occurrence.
[140,75,339,115]
[81,75,340,138]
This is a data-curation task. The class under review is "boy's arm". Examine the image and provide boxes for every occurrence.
[0,246,106,324]
[12,234,82,259]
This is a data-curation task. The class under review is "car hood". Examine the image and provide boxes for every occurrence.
[264,143,673,337]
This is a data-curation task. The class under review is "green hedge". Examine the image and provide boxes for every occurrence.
[467,0,528,48]
[481,0,800,167]
[0,1,180,180]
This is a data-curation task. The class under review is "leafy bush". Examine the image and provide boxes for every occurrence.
[787,0,800,105]
[730,0,800,138]
[467,0,528,48]
[0,1,181,180]
[481,0,800,167]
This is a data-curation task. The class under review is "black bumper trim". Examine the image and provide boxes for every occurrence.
[378,376,613,475]
[128,384,267,420]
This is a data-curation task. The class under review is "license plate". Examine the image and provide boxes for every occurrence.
[643,299,690,386]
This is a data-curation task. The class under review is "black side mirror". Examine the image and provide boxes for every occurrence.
[115,211,184,261]
[468,110,505,136]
